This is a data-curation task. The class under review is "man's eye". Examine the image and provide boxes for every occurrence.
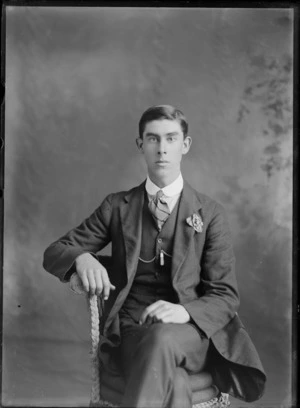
[149,137,157,142]
[167,137,175,142]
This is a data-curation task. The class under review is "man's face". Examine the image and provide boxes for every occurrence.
[136,119,192,185]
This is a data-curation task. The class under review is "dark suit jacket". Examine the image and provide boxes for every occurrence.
[43,181,266,402]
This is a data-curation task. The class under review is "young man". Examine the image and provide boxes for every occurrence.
[43,105,266,408]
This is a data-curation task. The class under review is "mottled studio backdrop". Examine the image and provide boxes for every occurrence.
[3,6,293,408]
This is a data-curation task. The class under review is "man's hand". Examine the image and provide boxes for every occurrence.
[139,300,190,325]
[75,253,115,299]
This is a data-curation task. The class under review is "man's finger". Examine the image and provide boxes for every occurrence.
[101,270,111,300]
[145,315,154,325]
[87,269,96,295]
[79,271,89,292]
[94,269,104,296]
[139,308,150,324]
[154,309,173,321]
[140,306,162,324]
[140,314,155,326]
[148,304,168,318]
[145,300,165,314]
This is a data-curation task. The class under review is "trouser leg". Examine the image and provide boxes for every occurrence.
[120,322,209,408]
[165,367,192,408]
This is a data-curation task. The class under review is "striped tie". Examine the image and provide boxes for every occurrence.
[148,190,171,231]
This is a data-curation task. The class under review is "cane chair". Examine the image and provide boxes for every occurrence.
[70,256,230,408]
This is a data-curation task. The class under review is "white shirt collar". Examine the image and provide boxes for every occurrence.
[145,173,183,197]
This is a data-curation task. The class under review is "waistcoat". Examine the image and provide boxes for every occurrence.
[119,191,181,324]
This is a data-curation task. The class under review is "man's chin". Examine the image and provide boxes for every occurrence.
[151,167,170,176]
[149,167,178,179]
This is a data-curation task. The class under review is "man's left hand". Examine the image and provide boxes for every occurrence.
[139,300,190,325]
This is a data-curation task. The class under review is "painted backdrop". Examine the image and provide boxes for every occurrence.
[3,7,293,407]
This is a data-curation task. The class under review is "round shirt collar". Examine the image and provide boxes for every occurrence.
[145,173,183,197]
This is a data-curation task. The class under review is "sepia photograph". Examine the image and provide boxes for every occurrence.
[2,4,294,408]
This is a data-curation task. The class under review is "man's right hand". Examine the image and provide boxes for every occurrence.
[75,253,116,299]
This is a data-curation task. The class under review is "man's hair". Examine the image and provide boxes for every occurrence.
[138,105,188,139]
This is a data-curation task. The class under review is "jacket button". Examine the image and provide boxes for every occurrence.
[158,238,162,243]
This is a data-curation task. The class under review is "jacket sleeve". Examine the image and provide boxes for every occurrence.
[182,202,240,339]
[43,194,113,282]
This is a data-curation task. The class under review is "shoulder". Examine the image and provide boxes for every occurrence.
[100,182,145,207]
[184,180,229,224]
[185,181,223,210]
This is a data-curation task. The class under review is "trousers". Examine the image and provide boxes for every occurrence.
[119,322,210,408]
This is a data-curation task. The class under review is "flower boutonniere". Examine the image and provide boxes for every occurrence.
[186,213,203,233]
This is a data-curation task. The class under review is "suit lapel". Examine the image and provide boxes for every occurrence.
[171,182,202,282]
[120,181,145,282]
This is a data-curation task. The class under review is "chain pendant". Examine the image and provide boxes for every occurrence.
[160,250,164,266]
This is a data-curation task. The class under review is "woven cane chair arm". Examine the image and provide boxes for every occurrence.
[69,273,101,404]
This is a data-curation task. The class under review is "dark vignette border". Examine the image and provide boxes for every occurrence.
[0,1,298,408]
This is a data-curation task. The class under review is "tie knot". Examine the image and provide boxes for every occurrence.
[156,190,164,200]
[156,190,168,204]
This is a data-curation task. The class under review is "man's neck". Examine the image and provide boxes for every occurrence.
[148,172,181,189]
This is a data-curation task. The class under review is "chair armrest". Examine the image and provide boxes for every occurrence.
[69,272,102,404]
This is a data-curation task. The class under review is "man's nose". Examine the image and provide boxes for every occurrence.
[157,140,167,155]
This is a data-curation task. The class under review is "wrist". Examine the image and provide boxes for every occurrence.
[75,252,91,264]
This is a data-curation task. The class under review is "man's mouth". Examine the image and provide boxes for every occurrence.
[156,160,169,164]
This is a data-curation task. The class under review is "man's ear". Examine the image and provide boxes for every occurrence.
[136,138,144,152]
[182,136,192,155]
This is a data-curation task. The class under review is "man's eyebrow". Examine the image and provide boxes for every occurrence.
[144,132,179,137]
[145,132,159,137]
